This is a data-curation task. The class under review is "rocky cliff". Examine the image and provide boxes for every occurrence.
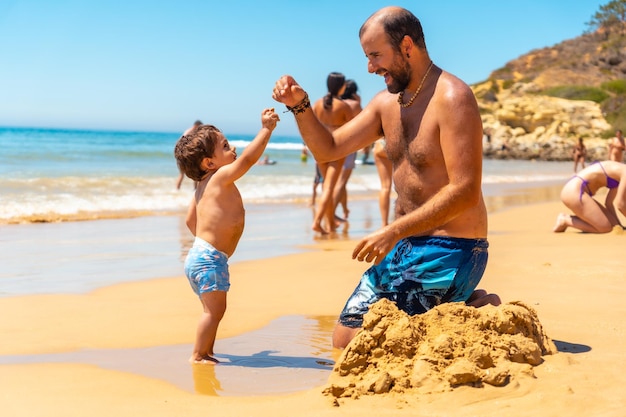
[473,29,626,160]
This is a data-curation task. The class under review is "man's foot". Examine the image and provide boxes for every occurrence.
[552,213,569,233]
[466,289,501,308]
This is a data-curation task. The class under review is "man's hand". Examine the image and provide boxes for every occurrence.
[273,75,307,108]
[352,227,397,265]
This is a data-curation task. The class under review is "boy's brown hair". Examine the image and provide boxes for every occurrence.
[174,124,221,181]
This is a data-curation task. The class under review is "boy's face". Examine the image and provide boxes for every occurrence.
[209,133,237,168]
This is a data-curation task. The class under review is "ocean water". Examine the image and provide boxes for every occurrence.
[0,126,574,297]
[0,126,573,224]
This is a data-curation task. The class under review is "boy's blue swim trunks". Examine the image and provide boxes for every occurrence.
[338,236,488,328]
[184,237,230,295]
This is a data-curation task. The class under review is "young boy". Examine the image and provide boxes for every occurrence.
[174,108,280,363]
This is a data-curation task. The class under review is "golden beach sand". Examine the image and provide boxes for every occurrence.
[1,198,625,416]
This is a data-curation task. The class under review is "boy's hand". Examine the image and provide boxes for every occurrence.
[262,108,280,130]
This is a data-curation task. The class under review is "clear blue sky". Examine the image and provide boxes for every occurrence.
[0,0,607,136]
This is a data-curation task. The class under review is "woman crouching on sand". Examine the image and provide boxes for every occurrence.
[553,160,626,233]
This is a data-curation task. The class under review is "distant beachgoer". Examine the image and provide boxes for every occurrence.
[360,144,372,164]
[311,163,323,207]
[176,120,203,190]
[334,152,356,221]
[173,109,279,363]
[333,79,363,221]
[484,128,492,144]
[608,129,625,162]
[553,160,626,234]
[311,72,352,234]
[573,137,587,172]
[257,154,276,165]
[301,143,309,163]
[373,139,392,226]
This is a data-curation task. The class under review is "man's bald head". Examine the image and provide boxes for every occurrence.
[359,7,426,52]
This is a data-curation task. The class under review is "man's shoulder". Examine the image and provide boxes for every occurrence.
[437,71,473,94]
[434,72,477,108]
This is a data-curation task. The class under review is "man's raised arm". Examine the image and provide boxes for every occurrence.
[272,75,340,162]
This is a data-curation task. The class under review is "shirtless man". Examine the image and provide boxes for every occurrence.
[608,129,625,162]
[273,6,499,348]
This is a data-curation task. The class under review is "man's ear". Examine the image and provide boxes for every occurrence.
[401,35,413,57]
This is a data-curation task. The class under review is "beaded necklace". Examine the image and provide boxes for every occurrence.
[397,61,434,108]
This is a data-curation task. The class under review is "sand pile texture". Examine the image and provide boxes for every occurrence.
[324,298,557,398]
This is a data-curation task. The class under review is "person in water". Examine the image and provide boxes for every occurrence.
[553,160,626,233]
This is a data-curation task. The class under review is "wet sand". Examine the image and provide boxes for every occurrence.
[1,183,625,416]
[0,183,563,297]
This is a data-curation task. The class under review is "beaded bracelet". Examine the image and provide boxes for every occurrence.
[284,93,311,115]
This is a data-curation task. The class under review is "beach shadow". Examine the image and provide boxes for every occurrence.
[553,339,592,353]
[190,348,335,396]
[214,349,334,369]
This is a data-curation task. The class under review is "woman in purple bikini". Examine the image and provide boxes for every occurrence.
[553,160,626,233]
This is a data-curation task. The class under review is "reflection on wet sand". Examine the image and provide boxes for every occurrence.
[484,183,563,213]
[192,315,338,396]
[0,315,337,397]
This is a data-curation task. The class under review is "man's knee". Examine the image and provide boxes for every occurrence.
[332,324,360,349]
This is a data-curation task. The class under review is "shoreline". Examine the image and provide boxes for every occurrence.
[0,182,564,298]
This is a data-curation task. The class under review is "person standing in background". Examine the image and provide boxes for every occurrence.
[373,138,393,226]
[608,129,625,162]
[333,79,362,221]
[310,72,352,234]
[573,137,587,173]
[310,163,323,207]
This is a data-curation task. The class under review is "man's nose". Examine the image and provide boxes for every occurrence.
[367,60,376,74]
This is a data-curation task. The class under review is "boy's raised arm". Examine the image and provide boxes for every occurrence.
[219,108,279,183]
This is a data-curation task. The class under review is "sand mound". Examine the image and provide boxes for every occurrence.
[324,299,557,398]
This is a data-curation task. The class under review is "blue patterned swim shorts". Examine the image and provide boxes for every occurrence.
[184,237,230,295]
[338,236,488,328]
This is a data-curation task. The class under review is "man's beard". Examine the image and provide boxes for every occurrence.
[385,56,411,94]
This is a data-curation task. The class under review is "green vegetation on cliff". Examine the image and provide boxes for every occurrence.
[485,1,626,137]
